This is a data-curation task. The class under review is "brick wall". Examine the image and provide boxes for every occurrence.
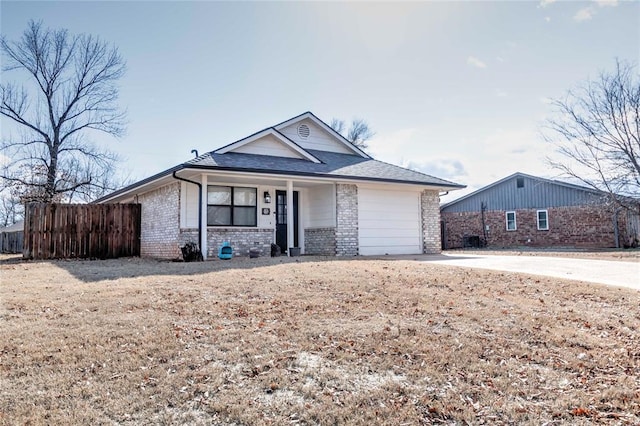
[178,229,199,247]
[139,183,181,258]
[205,228,273,258]
[305,227,336,255]
[442,204,625,249]
[421,190,441,254]
[336,184,358,256]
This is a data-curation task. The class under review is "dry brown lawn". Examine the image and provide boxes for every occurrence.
[1,254,639,425]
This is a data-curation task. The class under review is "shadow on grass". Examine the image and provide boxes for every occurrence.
[1,253,468,283]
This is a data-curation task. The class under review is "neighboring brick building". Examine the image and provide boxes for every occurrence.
[441,173,639,250]
[96,112,463,259]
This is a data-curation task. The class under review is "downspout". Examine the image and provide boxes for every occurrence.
[481,201,488,247]
[172,170,202,251]
[612,207,622,249]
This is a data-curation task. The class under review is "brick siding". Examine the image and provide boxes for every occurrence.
[205,228,273,259]
[421,190,441,254]
[305,227,337,255]
[335,184,358,256]
[139,181,455,259]
[441,204,630,249]
[139,183,181,259]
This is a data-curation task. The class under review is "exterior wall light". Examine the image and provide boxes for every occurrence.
[263,191,271,204]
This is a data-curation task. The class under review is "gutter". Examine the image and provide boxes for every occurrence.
[172,170,202,251]
[181,164,466,189]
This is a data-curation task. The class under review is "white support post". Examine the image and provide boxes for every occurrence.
[287,180,294,256]
[200,174,208,259]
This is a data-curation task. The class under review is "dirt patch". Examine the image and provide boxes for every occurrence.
[1,255,639,425]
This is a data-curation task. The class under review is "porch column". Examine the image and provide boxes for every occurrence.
[287,180,294,255]
[200,174,208,259]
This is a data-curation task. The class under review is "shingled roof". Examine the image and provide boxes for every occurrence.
[95,112,464,203]
[184,149,462,187]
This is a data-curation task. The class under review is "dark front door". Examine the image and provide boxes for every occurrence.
[275,190,299,254]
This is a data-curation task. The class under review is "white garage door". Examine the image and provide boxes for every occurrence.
[358,188,422,255]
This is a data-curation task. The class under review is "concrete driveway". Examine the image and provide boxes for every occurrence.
[422,253,640,290]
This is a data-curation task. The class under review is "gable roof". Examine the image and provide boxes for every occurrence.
[273,111,371,158]
[215,128,321,163]
[184,149,462,187]
[440,172,604,211]
[95,112,464,203]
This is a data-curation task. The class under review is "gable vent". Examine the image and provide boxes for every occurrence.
[297,123,310,139]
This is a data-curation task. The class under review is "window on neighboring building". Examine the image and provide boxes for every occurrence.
[537,209,549,230]
[207,186,257,226]
[506,211,517,231]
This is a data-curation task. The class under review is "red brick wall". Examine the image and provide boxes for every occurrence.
[442,204,628,249]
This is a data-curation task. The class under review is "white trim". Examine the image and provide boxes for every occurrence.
[537,209,549,230]
[200,174,208,259]
[194,169,452,190]
[274,112,370,159]
[286,180,294,255]
[215,128,321,164]
[506,211,517,231]
[99,168,456,204]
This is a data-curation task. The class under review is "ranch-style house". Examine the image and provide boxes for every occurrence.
[96,112,464,259]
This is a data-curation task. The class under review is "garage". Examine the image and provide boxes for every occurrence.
[357,187,422,255]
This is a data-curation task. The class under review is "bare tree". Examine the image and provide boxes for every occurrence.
[543,59,639,207]
[0,189,23,227]
[0,20,126,203]
[329,117,374,150]
[329,118,345,136]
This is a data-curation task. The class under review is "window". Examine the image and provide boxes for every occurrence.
[506,211,516,231]
[516,177,525,188]
[537,210,549,230]
[207,186,257,226]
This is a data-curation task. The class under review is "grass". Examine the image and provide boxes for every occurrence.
[1,254,639,425]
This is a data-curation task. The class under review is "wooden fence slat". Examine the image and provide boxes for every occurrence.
[23,203,141,260]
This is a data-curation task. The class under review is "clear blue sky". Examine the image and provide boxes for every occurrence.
[2,0,638,201]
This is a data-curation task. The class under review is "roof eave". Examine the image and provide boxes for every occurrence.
[181,164,466,189]
[92,164,186,204]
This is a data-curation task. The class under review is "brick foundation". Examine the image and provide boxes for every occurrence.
[205,228,273,258]
[305,227,336,255]
[442,204,629,249]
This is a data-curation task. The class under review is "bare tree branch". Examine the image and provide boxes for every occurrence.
[543,59,640,208]
[329,117,374,150]
[0,20,127,203]
[329,118,345,135]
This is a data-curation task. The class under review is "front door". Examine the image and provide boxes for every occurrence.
[275,190,299,254]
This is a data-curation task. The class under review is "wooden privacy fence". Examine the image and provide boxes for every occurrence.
[24,203,141,259]
[1,230,23,254]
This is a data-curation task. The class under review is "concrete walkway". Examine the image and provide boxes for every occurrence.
[422,253,640,290]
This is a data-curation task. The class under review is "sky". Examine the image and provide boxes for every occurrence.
[1,0,639,203]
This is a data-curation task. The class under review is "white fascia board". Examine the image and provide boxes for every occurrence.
[215,128,321,164]
[95,173,178,203]
[274,112,371,159]
[99,166,460,204]
[191,168,458,191]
